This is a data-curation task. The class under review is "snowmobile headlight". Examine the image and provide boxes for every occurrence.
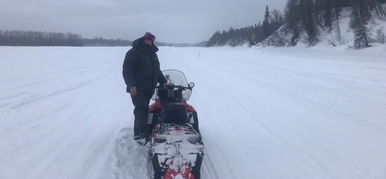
[187,136,199,144]
[182,89,192,100]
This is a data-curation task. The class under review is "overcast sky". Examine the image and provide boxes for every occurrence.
[0,0,287,43]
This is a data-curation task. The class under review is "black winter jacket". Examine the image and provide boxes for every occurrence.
[123,37,167,93]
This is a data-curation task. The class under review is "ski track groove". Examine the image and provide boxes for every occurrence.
[1,46,386,179]
[201,148,220,179]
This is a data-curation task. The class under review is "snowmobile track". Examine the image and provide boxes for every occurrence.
[201,148,219,179]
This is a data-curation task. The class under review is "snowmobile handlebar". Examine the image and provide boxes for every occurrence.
[156,83,193,91]
[155,82,194,102]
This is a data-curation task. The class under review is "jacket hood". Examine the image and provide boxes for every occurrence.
[132,37,159,54]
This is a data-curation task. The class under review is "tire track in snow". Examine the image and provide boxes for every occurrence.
[201,148,220,179]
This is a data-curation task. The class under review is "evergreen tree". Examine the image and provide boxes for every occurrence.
[334,0,343,44]
[263,6,272,39]
[299,0,318,45]
[350,0,370,49]
[285,0,301,45]
[324,0,334,31]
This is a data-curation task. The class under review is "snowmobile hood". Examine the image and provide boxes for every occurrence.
[132,37,159,54]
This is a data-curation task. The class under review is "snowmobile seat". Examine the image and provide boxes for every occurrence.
[163,103,188,124]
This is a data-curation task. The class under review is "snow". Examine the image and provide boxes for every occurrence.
[1,45,386,179]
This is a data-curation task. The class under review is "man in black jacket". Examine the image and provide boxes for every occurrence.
[123,32,167,139]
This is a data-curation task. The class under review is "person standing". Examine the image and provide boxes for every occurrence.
[123,32,167,140]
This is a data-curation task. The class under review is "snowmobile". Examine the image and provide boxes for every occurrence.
[147,69,204,179]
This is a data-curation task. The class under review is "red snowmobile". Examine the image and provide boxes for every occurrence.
[147,69,204,179]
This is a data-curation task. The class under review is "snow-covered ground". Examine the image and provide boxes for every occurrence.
[1,45,386,179]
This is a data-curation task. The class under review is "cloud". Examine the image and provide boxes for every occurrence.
[0,0,287,43]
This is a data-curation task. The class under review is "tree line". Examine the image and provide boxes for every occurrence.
[285,0,385,48]
[0,30,132,46]
[207,6,285,47]
[0,30,83,46]
[82,37,131,46]
[207,0,386,48]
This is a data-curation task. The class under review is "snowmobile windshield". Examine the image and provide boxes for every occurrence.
[163,69,189,87]
[156,69,192,101]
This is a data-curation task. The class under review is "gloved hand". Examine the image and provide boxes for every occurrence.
[129,86,137,96]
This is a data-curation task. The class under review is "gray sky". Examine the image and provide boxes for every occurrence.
[0,0,287,43]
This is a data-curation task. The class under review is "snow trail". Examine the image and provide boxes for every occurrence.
[1,46,386,179]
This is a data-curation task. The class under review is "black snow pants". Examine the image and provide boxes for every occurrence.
[131,90,153,136]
